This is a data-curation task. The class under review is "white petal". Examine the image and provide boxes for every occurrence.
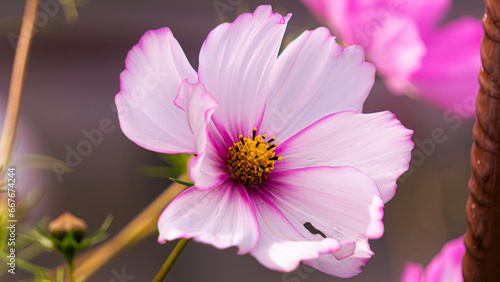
[176,82,228,190]
[260,27,375,141]
[266,166,384,242]
[199,5,291,142]
[116,28,198,153]
[158,180,259,254]
[275,111,413,203]
[265,167,382,275]
[249,190,340,272]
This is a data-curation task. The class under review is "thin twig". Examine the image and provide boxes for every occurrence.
[0,0,39,173]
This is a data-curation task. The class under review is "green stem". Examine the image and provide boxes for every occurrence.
[153,239,190,282]
[66,254,75,282]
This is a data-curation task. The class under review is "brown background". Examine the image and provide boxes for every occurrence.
[0,0,484,281]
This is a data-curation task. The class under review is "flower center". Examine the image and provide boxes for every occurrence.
[227,127,282,186]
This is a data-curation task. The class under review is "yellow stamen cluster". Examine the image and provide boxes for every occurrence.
[227,128,283,186]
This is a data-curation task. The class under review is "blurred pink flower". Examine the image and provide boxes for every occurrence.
[116,5,413,278]
[401,236,465,282]
[301,0,483,117]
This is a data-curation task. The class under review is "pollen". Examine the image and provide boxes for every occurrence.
[227,127,283,186]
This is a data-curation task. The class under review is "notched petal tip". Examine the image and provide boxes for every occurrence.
[116,25,199,154]
[344,44,376,75]
[253,5,292,25]
[332,242,356,260]
[366,196,384,239]
[123,27,175,71]
[303,240,374,278]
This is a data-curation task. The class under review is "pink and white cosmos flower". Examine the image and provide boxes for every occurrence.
[401,236,465,282]
[115,5,413,278]
[300,0,483,117]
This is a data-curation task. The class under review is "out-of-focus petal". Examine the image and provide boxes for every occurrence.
[368,17,426,93]
[248,190,341,272]
[403,0,451,35]
[198,5,291,144]
[299,0,347,37]
[116,28,198,154]
[409,17,482,118]
[300,1,427,94]
[401,262,424,282]
[301,0,391,44]
[158,180,259,255]
[275,111,413,203]
[174,81,228,191]
[305,240,374,278]
[260,28,375,141]
[401,236,464,282]
[421,237,464,282]
[300,0,480,117]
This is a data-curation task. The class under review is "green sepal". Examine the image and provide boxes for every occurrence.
[78,215,113,250]
[33,225,60,250]
[60,230,78,258]
[167,177,194,187]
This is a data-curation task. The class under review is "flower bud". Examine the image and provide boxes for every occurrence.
[48,212,87,242]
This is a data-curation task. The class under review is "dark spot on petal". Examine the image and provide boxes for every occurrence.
[304,222,326,238]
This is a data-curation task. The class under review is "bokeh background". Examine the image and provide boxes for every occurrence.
[0,0,484,281]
